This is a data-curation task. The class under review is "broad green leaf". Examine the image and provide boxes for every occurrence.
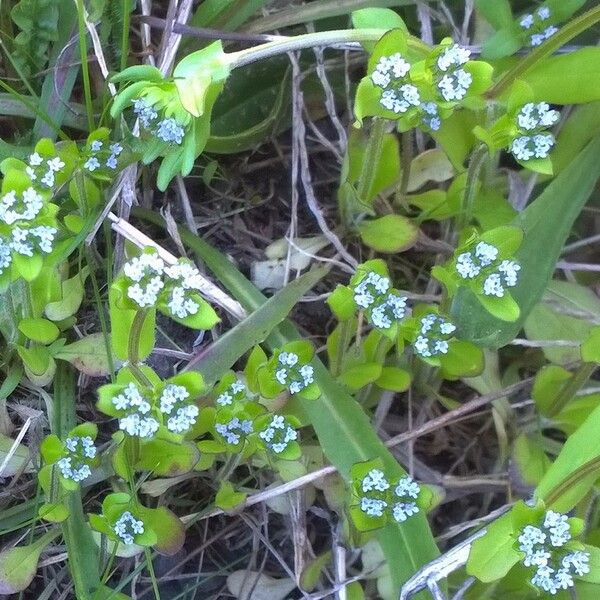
[535,403,600,511]
[54,333,115,377]
[522,48,600,104]
[215,481,247,510]
[134,209,440,595]
[467,512,521,581]
[352,8,407,51]
[582,327,600,363]
[376,366,411,391]
[327,285,356,321]
[136,439,200,476]
[0,531,57,594]
[138,506,185,555]
[512,433,551,487]
[358,214,418,253]
[18,318,59,344]
[45,268,89,321]
[532,364,572,416]
[450,137,600,347]
[338,362,382,391]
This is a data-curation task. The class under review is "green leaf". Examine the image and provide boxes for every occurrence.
[376,367,411,391]
[582,326,600,363]
[512,433,551,487]
[450,136,600,348]
[327,285,356,321]
[215,481,247,510]
[134,209,440,595]
[338,363,383,391]
[18,318,60,344]
[476,0,513,29]
[44,268,89,321]
[440,340,484,379]
[136,439,200,476]
[358,214,418,253]
[535,403,600,511]
[477,293,520,322]
[0,531,57,594]
[138,506,185,555]
[522,48,600,105]
[54,333,115,377]
[532,364,572,416]
[173,41,230,117]
[352,8,407,51]
[466,512,521,582]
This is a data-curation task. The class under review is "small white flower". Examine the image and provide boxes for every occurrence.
[360,497,387,517]
[25,166,37,181]
[392,501,419,522]
[216,391,233,406]
[123,252,166,308]
[158,384,189,414]
[543,25,558,39]
[371,53,411,88]
[437,44,470,72]
[275,368,288,385]
[279,352,299,367]
[299,364,314,385]
[167,286,200,318]
[133,98,158,127]
[259,415,297,453]
[438,69,472,102]
[421,102,441,131]
[531,564,557,594]
[395,476,420,499]
[456,253,481,279]
[90,140,103,152]
[28,152,43,166]
[119,413,159,438]
[56,435,96,482]
[40,170,55,188]
[114,511,145,545]
[562,550,590,576]
[0,187,44,225]
[106,155,118,169]
[510,136,535,161]
[537,6,551,20]
[0,237,11,273]
[520,13,534,29]
[84,157,101,172]
[231,380,245,394]
[554,568,573,590]
[533,133,555,158]
[109,143,123,156]
[361,469,390,493]
[167,404,199,433]
[530,33,546,47]
[544,510,571,547]
[414,314,455,357]
[155,118,185,145]
[518,524,547,553]
[47,157,65,172]
[483,273,505,297]
[523,548,551,568]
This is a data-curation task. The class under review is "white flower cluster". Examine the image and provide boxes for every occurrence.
[414,313,456,358]
[10,225,57,256]
[456,242,521,299]
[56,435,96,482]
[421,102,441,131]
[123,252,165,308]
[163,261,205,319]
[510,133,555,161]
[517,103,560,131]
[352,272,409,330]
[133,98,185,145]
[259,415,298,454]
[112,382,159,438]
[370,54,423,116]
[358,470,421,523]
[84,140,123,172]
[510,102,559,161]
[274,352,314,395]
[216,379,247,406]
[392,476,420,522]
[518,510,591,595]
[114,511,145,545]
[25,152,65,188]
[158,384,199,433]
[122,254,208,318]
[216,415,254,446]
[436,44,472,102]
[520,7,558,46]
[0,187,44,225]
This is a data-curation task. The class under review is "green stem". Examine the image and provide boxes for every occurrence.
[228,28,429,70]
[488,5,600,98]
[357,117,387,205]
[76,0,95,131]
[457,143,487,230]
[546,362,596,418]
[127,310,153,387]
[120,0,131,72]
[54,363,101,600]
[144,547,161,600]
[332,320,354,377]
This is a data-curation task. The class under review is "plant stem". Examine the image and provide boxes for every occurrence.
[127,310,153,387]
[228,29,429,70]
[332,320,354,377]
[457,144,487,230]
[120,0,131,72]
[144,547,161,600]
[76,0,95,131]
[547,362,597,418]
[54,363,101,600]
[356,117,387,207]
